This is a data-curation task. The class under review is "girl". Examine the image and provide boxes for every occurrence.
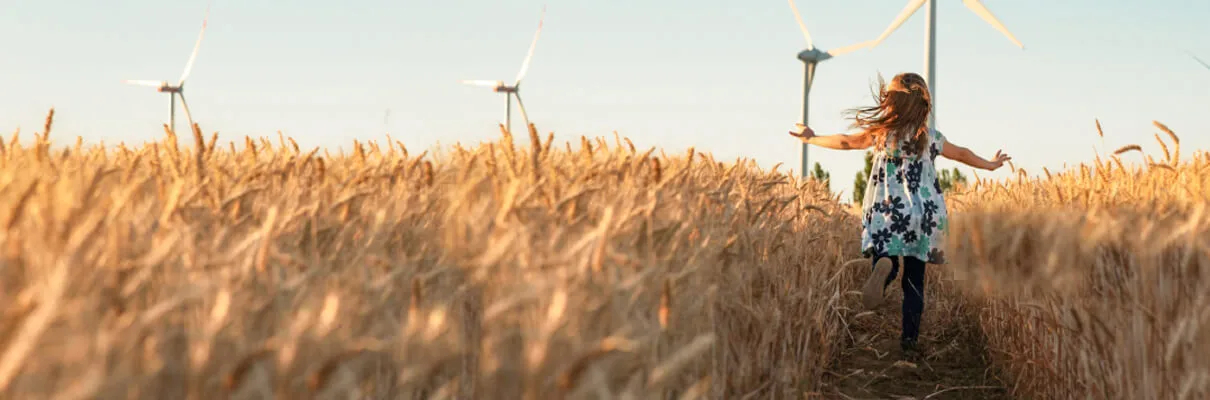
[788,72,1010,357]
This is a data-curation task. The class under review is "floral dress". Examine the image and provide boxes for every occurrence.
[860,128,948,264]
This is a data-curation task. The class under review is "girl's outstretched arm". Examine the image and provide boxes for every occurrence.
[941,140,1011,171]
[788,124,872,150]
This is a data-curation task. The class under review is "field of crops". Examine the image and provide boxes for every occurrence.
[0,111,872,399]
[946,122,1210,399]
[0,110,1205,399]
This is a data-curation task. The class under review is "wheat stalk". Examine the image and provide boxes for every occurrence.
[1114,144,1142,155]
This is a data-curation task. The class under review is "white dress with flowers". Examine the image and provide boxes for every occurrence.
[859,128,949,264]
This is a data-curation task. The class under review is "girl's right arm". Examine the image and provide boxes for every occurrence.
[941,140,1011,171]
[788,124,872,150]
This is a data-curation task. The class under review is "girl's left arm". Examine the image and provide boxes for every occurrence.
[788,124,872,150]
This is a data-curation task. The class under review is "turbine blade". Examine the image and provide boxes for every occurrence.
[514,5,546,84]
[871,0,927,47]
[962,0,1024,49]
[178,2,212,85]
[827,40,874,56]
[123,79,165,88]
[513,92,531,130]
[178,93,196,135]
[461,80,502,88]
[787,0,814,49]
[1191,53,1210,71]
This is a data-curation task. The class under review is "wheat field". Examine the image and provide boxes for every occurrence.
[0,110,1206,399]
[0,110,872,399]
[945,121,1210,399]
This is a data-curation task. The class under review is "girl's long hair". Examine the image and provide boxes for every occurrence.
[844,73,932,155]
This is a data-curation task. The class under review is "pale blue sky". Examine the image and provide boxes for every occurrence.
[2,1,1208,198]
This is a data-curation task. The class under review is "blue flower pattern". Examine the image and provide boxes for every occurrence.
[860,128,948,264]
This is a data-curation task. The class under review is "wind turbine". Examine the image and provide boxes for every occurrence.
[869,0,1024,131]
[787,0,874,178]
[1193,53,1210,72]
[123,3,211,135]
[461,6,545,134]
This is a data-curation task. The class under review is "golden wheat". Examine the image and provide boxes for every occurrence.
[946,122,1210,399]
[0,111,863,399]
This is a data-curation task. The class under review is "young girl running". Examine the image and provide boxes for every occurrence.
[788,72,1010,357]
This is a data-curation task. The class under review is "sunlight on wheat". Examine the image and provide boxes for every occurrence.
[0,111,863,399]
[945,121,1210,399]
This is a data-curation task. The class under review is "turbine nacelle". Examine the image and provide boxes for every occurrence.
[493,83,517,93]
[796,48,833,63]
[122,80,181,93]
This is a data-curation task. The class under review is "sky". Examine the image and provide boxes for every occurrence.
[1,0,1208,199]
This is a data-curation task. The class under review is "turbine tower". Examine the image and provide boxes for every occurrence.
[787,0,873,178]
[461,6,546,134]
[123,3,211,135]
[870,0,1023,131]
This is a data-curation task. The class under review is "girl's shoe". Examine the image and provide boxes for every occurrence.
[862,258,894,310]
[900,338,921,361]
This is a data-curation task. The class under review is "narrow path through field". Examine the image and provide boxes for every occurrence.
[818,269,1009,400]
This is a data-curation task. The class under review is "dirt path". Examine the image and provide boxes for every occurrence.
[818,270,1009,400]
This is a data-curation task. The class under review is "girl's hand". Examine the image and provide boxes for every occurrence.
[788,123,815,143]
[987,150,1012,170]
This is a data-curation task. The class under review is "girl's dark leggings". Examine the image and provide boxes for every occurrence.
[873,255,926,342]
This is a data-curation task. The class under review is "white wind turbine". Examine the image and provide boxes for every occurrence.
[787,0,874,178]
[123,4,211,135]
[461,6,546,134]
[869,0,1024,131]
